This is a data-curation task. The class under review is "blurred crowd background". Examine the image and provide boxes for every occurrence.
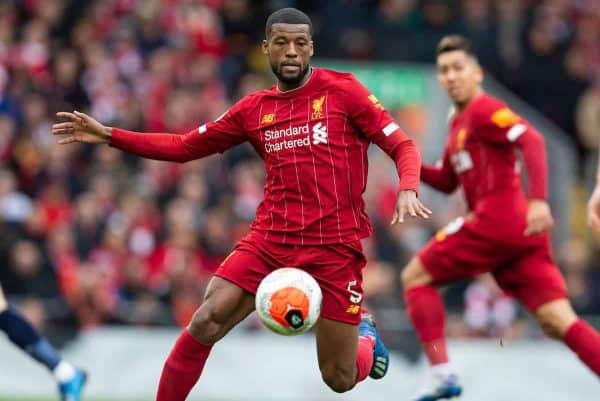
[0,0,599,351]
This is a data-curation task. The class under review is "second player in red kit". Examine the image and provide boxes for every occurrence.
[52,8,431,401]
[402,35,600,401]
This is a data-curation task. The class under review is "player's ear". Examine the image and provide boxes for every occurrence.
[475,64,484,85]
[261,39,269,55]
[309,40,314,57]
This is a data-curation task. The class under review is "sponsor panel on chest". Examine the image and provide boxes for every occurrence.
[253,95,344,155]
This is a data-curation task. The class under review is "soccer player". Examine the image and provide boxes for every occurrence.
[52,8,431,400]
[0,284,86,400]
[402,34,600,401]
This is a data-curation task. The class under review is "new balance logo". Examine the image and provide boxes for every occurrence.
[312,122,327,145]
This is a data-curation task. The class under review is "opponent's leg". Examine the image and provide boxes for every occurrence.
[0,286,86,401]
[157,276,255,401]
[535,299,600,377]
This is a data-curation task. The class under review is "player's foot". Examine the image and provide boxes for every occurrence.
[359,309,389,379]
[413,373,462,401]
[58,368,87,401]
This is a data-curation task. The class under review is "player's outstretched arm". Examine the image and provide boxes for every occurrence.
[587,182,600,232]
[53,111,112,145]
[54,107,247,163]
[390,189,432,225]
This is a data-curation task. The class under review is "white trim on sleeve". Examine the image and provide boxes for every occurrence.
[382,122,399,137]
[507,123,526,142]
[198,124,207,134]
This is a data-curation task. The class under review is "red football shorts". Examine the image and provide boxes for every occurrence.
[418,214,568,312]
[214,231,367,325]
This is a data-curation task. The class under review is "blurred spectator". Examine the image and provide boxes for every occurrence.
[0,168,32,224]
[371,0,421,61]
[2,239,59,300]
[463,274,518,338]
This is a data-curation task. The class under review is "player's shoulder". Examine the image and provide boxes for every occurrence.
[237,90,271,105]
[470,93,522,128]
[228,90,270,115]
[315,67,361,89]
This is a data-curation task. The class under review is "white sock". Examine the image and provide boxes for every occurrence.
[431,362,454,378]
[53,361,76,383]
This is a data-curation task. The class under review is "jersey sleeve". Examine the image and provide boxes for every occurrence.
[421,144,459,194]
[109,99,248,162]
[471,98,526,146]
[341,75,420,193]
[473,98,548,200]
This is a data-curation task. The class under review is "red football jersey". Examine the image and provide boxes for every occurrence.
[110,67,420,245]
[422,93,547,216]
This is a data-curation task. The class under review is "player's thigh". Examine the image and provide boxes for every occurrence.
[190,240,274,343]
[314,317,358,382]
[189,276,255,343]
[417,217,503,285]
[494,245,568,313]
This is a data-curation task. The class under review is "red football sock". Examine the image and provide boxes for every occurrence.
[156,330,213,401]
[405,286,448,366]
[563,319,600,377]
[355,335,375,383]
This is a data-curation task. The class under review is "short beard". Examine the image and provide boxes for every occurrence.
[271,63,310,86]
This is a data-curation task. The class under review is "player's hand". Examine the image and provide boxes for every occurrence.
[52,111,111,145]
[587,185,600,232]
[390,190,432,224]
[524,199,553,236]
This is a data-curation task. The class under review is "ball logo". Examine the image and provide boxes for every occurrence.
[285,310,305,329]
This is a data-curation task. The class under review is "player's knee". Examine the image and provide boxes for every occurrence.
[320,364,355,393]
[538,314,563,339]
[188,302,227,344]
[536,300,577,339]
[401,258,430,290]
